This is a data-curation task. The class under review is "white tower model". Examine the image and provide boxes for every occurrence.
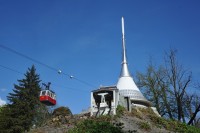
[90,17,160,116]
[117,17,150,107]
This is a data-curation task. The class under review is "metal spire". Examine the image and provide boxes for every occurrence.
[120,17,131,77]
[117,17,151,107]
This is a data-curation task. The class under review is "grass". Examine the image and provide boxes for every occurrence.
[68,115,124,133]
[131,107,200,133]
[137,121,151,131]
[116,105,126,117]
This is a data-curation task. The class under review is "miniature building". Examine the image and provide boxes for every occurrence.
[91,17,158,116]
[90,86,119,116]
[90,86,132,116]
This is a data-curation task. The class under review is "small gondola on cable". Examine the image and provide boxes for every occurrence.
[39,82,56,106]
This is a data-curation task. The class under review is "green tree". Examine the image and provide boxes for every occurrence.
[0,65,48,133]
[0,105,4,113]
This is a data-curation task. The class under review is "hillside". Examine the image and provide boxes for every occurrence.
[28,106,200,133]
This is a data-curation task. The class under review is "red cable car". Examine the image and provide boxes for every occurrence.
[39,82,56,106]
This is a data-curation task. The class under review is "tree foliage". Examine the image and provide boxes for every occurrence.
[0,65,48,133]
[136,49,200,125]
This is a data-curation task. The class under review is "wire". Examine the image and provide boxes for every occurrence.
[0,64,23,75]
[0,44,97,88]
[0,44,58,72]
[0,64,90,93]
[51,83,89,93]
[72,76,96,88]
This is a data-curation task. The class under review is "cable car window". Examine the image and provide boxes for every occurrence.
[47,91,50,96]
[42,91,46,95]
[45,90,48,95]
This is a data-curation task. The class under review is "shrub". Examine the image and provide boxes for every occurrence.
[138,121,151,131]
[116,105,125,117]
[148,115,200,133]
[68,116,124,133]
[131,108,143,119]
[52,106,72,116]
[167,120,200,133]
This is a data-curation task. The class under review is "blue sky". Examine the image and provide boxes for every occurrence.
[0,0,200,114]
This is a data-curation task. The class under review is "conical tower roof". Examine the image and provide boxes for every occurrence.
[116,17,151,106]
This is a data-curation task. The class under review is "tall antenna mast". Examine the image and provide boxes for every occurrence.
[121,17,127,64]
[117,17,151,108]
[120,17,130,77]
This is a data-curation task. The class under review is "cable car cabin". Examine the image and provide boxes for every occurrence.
[39,90,56,106]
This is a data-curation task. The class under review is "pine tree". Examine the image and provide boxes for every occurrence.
[0,65,48,133]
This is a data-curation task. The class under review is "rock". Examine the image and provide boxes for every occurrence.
[61,117,66,124]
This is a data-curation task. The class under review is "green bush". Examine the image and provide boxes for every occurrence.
[68,116,124,133]
[131,107,200,133]
[52,106,72,116]
[131,108,143,119]
[167,120,200,133]
[149,115,200,133]
[116,105,125,117]
[138,121,151,131]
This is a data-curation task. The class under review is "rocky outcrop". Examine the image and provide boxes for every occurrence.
[28,106,200,133]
